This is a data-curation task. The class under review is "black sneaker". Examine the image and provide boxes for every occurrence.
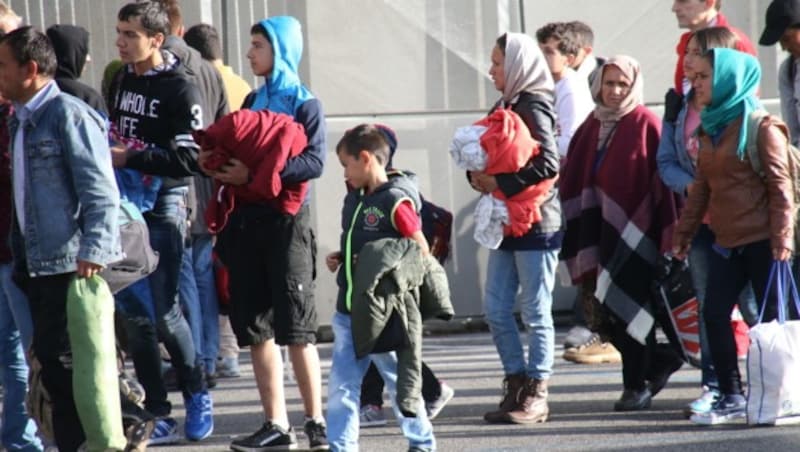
[205,370,218,389]
[230,422,298,451]
[303,419,329,451]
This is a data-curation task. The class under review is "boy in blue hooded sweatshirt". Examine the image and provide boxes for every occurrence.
[202,16,328,451]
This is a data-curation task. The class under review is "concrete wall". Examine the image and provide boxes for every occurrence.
[7,0,782,323]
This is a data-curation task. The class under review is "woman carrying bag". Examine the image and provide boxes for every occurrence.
[673,48,795,425]
[656,26,759,418]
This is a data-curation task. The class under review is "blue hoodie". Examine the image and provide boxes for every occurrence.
[245,16,327,187]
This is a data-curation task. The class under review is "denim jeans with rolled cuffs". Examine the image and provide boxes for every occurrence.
[327,313,434,452]
[483,248,558,380]
[123,186,205,415]
[688,225,758,390]
[0,263,43,451]
[179,234,220,375]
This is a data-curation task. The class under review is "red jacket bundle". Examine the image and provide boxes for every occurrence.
[475,108,557,237]
[193,109,308,233]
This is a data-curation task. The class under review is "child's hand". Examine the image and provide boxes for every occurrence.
[326,251,342,272]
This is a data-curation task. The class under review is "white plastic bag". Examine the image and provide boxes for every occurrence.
[746,262,800,425]
[747,320,800,425]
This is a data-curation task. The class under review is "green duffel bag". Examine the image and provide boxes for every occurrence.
[67,275,127,452]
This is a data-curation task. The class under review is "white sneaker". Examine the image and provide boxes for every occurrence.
[426,381,455,420]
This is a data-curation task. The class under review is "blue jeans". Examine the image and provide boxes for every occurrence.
[0,263,42,451]
[123,187,204,414]
[688,225,758,390]
[483,248,557,380]
[179,235,220,374]
[326,312,434,452]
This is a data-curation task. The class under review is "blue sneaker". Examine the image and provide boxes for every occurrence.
[690,393,746,425]
[184,390,214,441]
[149,417,180,445]
[683,387,720,418]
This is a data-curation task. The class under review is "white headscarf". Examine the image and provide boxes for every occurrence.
[501,32,555,104]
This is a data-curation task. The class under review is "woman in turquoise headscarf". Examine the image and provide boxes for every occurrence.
[673,48,794,425]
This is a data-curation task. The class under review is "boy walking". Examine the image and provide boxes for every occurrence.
[210,16,329,452]
[325,125,435,452]
[109,1,212,443]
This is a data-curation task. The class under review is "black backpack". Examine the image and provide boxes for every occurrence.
[420,197,453,265]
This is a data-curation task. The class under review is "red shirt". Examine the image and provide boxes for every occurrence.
[393,200,421,237]
[674,13,757,95]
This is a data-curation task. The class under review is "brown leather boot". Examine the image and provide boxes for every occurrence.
[507,378,549,424]
[483,374,526,423]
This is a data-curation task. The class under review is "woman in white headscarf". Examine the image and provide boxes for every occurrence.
[470,32,561,425]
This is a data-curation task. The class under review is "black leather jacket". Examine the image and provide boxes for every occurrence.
[494,91,563,247]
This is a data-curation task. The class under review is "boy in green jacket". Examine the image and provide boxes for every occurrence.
[325,124,435,452]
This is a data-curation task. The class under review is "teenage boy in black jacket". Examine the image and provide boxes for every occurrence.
[108,1,212,444]
[156,0,229,393]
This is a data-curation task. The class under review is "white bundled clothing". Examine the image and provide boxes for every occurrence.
[449,124,509,249]
[449,125,488,171]
[473,194,509,249]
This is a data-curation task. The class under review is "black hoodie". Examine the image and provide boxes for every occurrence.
[46,24,107,115]
[110,50,203,188]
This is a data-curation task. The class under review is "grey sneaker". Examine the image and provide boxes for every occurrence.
[359,404,387,427]
[426,381,455,420]
[217,356,241,378]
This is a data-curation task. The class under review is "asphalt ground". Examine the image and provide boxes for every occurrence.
[143,329,800,451]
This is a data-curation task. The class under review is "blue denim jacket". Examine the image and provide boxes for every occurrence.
[656,93,696,195]
[9,84,122,276]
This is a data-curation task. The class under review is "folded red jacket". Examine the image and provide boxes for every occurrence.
[475,108,556,237]
[193,109,308,233]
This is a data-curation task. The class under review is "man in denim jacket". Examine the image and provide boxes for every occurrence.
[0,27,122,451]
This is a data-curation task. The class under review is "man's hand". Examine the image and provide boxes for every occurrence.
[110,145,128,168]
[326,251,342,272]
[214,159,249,186]
[77,260,103,278]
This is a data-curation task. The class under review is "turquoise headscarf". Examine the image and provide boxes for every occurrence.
[250,16,314,117]
[699,48,762,160]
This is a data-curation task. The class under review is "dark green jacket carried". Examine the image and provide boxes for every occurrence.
[350,238,453,417]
